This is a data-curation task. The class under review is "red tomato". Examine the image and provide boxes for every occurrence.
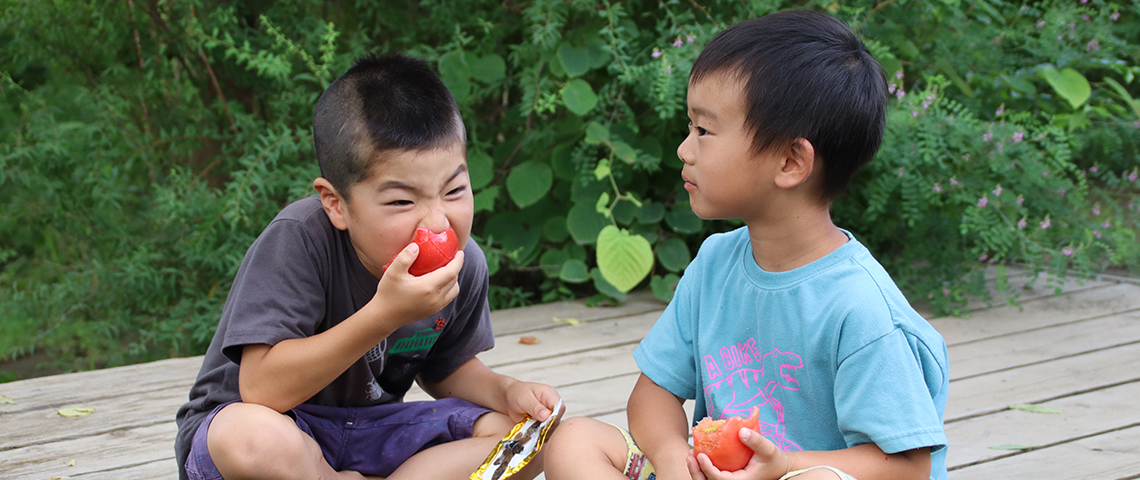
[691,406,760,471]
[384,228,460,276]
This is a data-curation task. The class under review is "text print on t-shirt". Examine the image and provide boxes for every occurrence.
[703,339,804,452]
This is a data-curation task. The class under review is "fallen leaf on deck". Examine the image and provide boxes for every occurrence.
[988,444,1035,450]
[0,394,15,404]
[1009,403,1063,414]
[41,476,70,480]
[552,317,581,326]
[67,459,76,467]
[56,407,95,417]
[519,336,540,345]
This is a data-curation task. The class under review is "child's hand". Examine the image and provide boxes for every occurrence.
[503,380,562,424]
[373,242,465,326]
[687,428,792,480]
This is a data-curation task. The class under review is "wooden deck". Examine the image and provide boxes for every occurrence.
[3,268,1140,479]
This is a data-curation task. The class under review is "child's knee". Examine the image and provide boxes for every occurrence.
[471,410,516,439]
[781,466,856,480]
[545,417,628,468]
[208,403,314,474]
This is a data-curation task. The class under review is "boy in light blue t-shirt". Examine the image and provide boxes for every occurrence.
[545,10,949,480]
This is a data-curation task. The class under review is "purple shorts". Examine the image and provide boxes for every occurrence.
[185,398,490,479]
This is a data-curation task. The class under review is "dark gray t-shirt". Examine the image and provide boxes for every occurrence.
[174,195,494,478]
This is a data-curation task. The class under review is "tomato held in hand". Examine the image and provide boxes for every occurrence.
[384,228,460,276]
[691,406,760,471]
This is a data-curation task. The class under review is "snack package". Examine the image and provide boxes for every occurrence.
[470,399,566,480]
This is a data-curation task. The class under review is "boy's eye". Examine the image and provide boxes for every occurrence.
[688,122,708,136]
[447,185,467,196]
[387,200,413,206]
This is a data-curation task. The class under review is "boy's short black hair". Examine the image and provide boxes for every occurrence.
[313,52,465,198]
[690,10,887,202]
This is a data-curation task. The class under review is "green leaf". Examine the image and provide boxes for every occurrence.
[596,225,654,293]
[550,143,577,180]
[611,140,638,164]
[471,54,506,83]
[585,36,612,69]
[442,76,472,105]
[1040,67,1091,109]
[665,203,702,233]
[636,202,665,224]
[438,50,471,81]
[540,249,569,278]
[567,201,609,244]
[506,161,553,208]
[473,186,500,213]
[585,122,610,145]
[936,58,974,98]
[590,267,628,302]
[656,237,691,272]
[562,79,598,116]
[1009,403,1064,414]
[543,216,569,242]
[559,259,590,283]
[651,273,680,302]
[557,42,591,78]
[594,159,611,180]
[596,191,611,216]
[0,394,15,404]
[468,149,494,190]
[988,444,1035,451]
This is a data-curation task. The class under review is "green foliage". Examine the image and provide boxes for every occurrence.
[1,0,1138,376]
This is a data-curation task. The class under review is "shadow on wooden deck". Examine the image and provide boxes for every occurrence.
[2,269,1139,480]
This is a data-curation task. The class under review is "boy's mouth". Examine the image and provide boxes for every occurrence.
[682,172,696,190]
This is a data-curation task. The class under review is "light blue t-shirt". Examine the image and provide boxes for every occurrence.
[634,227,949,480]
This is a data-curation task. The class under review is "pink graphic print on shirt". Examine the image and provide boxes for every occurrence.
[703,340,804,451]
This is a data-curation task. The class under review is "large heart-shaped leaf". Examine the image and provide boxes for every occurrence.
[557,42,591,78]
[596,225,654,293]
[1040,67,1090,109]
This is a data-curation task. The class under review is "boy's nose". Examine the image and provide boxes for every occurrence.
[677,134,696,165]
[419,206,451,233]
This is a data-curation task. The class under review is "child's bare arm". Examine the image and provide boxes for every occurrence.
[238,244,465,412]
[627,373,693,480]
[418,357,560,422]
[690,430,931,480]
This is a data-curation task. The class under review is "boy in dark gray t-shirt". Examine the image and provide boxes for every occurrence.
[174,52,561,480]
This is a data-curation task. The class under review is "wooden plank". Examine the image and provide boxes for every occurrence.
[0,357,200,416]
[929,283,1140,346]
[489,291,664,336]
[1,422,176,480]
[946,342,1140,421]
[948,424,1140,480]
[945,380,1140,469]
[480,310,659,368]
[0,384,185,451]
[948,309,1140,380]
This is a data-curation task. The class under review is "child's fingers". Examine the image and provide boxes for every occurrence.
[384,242,420,274]
[687,454,708,480]
[739,428,777,457]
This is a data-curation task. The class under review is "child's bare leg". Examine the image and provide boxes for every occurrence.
[207,402,378,480]
[386,411,542,480]
[543,417,631,480]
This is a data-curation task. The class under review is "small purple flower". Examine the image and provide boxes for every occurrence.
[1068,23,1076,29]
[950,177,959,186]
[1040,217,1052,229]
[1133,120,1140,128]
[1111,12,1120,21]
[962,154,970,161]
[898,168,905,177]
[1057,188,1066,197]
[977,196,989,208]
[1062,246,1074,256]
[942,288,951,297]
[996,106,1005,116]
[996,142,1004,154]
[1090,165,1099,173]
[1103,220,1112,229]
[672,38,683,48]
[912,110,919,118]
[895,89,906,100]
[932,183,942,193]
[983,131,993,142]
[1088,38,1100,52]
[1042,171,1049,178]
[1094,230,1102,239]
[978,254,989,262]
[651,48,662,58]
[1037,20,1046,28]
[1130,171,1139,182]
[686,35,695,44]
[895,70,904,80]
[664,64,673,74]
[888,83,897,94]
[1018,218,1028,229]
[1017,195,1025,206]
[1058,34,1065,41]
[1013,132,1024,142]
[1093,204,1101,216]
[1082,14,1090,21]
[993,186,1003,197]
[1010,162,1017,169]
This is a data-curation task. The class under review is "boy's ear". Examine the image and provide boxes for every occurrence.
[774,138,816,190]
[313,177,349,231]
